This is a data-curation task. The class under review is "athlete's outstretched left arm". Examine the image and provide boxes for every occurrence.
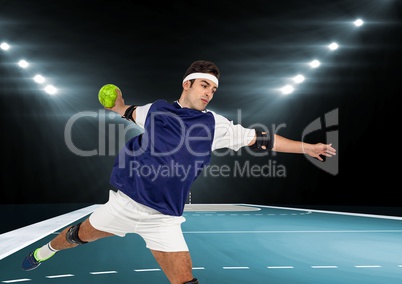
[248,132,336,162]
[272,134,336,161]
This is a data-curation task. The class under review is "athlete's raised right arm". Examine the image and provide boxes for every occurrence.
[106,88,151,128]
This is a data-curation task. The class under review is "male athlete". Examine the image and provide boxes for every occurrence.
[21,60,336,283]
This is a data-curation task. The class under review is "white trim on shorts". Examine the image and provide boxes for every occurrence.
[89,190,189,252]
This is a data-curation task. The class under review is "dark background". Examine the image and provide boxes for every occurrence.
[1,0,401,220]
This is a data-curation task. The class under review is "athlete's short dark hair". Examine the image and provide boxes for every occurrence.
[183,60,220,80]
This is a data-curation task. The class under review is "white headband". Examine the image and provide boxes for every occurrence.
[182,72,219,87]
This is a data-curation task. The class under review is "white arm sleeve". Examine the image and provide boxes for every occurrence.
[211,111,256,151]
[134,103,152,128]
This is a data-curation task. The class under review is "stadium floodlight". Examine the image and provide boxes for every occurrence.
[33,74,46,84]
[354,18,364,27]
[18,59,29,68]
[281,84,294,95]
[44,84,57,95]
[0,42,10,51]
[328,42,339,50]
[309,59,320,68]
[293,74,305,84]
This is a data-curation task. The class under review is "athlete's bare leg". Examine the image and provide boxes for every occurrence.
[50,218,114,250]
[151,250,195,284]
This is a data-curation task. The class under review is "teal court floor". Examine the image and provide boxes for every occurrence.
[1,204,402,283]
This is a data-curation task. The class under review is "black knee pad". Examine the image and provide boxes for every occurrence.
[183,278,199,284]
[66,222,88,245]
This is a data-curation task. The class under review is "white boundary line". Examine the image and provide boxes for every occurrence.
[0,204,100,260]
[241,204,402,221]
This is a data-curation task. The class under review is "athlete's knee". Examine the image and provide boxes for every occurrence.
[65,222,88,245]
[183,278,199,284]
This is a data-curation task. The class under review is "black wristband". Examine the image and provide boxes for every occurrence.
[122,105,137,122]
[249,130,274,151]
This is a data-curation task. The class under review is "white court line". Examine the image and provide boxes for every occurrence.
[0,205,100,260]
[267,266,294,269]
[243,204,402,221]
[134,268,161,272]
[223,267,249,269]
[45,274,74,278]
[355,265,382,268]
[90,271,118,275]
[192,267,205,270]
[184,230,402,234]
[311,266,338,269]
[1,279,31,283]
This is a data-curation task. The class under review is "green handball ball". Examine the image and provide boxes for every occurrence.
[98,84,120,108]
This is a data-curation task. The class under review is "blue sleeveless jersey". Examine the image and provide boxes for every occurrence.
[110,100,215,216]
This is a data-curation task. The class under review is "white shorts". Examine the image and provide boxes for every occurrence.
[89,190,188,252]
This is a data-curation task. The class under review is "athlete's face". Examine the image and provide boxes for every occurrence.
[180,78,218,111]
